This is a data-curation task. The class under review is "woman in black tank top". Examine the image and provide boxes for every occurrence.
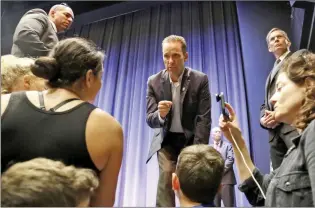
[1,37,124,207]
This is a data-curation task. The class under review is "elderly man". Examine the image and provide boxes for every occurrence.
[210,127,236,207]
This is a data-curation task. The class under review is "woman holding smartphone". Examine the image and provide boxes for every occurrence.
[219,49,315,206]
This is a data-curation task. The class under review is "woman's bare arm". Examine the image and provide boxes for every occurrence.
[86,109,124,206]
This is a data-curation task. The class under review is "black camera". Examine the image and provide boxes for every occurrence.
[215,92,229,121]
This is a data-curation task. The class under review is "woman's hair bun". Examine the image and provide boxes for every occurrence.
[31,57,59,80]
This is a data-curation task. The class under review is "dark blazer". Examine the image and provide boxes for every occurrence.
[260,51,299,168]
[146,67,211,162]
[210,140,236,185]
[11,9,58,57]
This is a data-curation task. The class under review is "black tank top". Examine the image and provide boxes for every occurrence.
[1,91,99,173]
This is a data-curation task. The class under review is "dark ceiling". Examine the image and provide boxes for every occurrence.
[2,1,123,16]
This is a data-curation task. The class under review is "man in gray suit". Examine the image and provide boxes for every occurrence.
[260,28,299,170]
[210,127,236,207]
[11,3,74,58]
[146,35,211,207]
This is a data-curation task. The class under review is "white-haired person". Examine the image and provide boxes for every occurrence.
[1,55,46,94]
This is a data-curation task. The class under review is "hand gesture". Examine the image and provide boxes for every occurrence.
[260,110,279,129]
[158,100,172,119]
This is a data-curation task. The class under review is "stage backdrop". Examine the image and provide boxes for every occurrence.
[61,1,292,207]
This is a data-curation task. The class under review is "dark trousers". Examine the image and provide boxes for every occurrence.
[214,184,235,207]
[156,132,191,207]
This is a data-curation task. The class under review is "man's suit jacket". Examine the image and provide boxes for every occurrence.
[260,52,298,142]
[11,9,58,58]
[260,51,300,168]
[210,140,236,185]
[146,67,211,162]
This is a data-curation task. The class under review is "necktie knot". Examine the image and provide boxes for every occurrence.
[275,59,281,65]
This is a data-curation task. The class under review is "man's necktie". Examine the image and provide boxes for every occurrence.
[274,59,281,67]
[215,143,220,151]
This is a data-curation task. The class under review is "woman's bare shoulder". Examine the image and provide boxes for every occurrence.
[87,108,123,144]
[90,108,122,130]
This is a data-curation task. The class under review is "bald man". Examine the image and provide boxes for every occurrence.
[12,3,74,57]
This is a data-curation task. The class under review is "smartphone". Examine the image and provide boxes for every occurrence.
[215,92,229,121]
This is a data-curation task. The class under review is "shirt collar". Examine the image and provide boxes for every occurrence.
[278,50,290,62]
[291,134,301,146]
[283,134,300,157]
[214,140,221,146]
[49,19,57,33]
[169,68,185,84]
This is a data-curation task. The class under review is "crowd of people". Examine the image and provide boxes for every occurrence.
[1,2,315,207]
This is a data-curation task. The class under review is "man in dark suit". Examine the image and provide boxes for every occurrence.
[210,127,236,207]
[11,3,74,58]
[146,35,211,207]
[260,28,299,170]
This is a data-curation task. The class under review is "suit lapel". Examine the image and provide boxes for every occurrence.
[269,65,279,85]
[265,73,271,107]
[265,63,278,109]
[161,70,172,102]
[180,68,191,104]
[269,52,292,88]
[265,52,292,109]
[161,70,172,129]
[219,140,224,155]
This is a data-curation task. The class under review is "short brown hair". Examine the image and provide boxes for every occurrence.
[280,49,315,130]
[1,158,99,207]
[162,35,187,54]
[176,144,224,204]
[266,28,290,46]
